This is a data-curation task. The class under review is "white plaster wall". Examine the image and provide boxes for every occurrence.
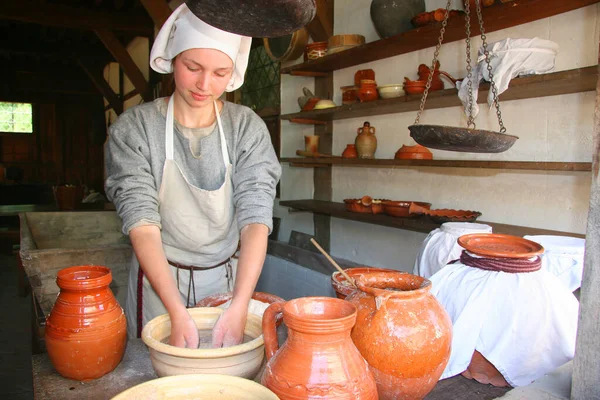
[279,3,599,271]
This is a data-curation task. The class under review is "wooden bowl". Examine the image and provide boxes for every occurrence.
[142,308,264,378]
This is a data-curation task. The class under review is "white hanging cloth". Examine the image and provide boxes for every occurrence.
[430,259,579,387]
[414,222,492,279]
[524,235,586,292]
[457,37,559,119]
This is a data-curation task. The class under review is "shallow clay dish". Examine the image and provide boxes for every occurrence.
[111,374,279,400]
[457,233,544,259]
[381,200,432,217]
[344,197,386,214]
[426,209,481,223]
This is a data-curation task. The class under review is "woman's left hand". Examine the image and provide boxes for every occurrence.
[211,302,248,348]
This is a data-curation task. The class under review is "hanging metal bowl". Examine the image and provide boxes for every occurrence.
[408,124,519,153]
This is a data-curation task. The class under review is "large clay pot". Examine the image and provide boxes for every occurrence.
[261,297,378,399]
[355,121,377,159]
[45,265,127,381]
[370,0,426,38]
[346,271,452,400]
[331,266,399,299]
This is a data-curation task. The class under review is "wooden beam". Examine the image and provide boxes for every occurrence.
[94,29,152,102]
[138,0,172,29]
[571,61,600,398]
[0,2,154,37]
[77,59,123,115]
[305,0,333,42]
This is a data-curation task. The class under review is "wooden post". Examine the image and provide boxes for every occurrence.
[571,52,600,399]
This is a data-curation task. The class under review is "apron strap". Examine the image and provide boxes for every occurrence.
[213,100,230,166]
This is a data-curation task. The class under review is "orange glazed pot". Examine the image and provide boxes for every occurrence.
[45,265,127,381]
[346,271,452,400]
[261,297,378,400]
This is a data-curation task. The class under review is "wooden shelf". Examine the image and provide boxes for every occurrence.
[280,158,592,172]
[281,0,600,75]
[279,200,585,238]
[281,67,597,123]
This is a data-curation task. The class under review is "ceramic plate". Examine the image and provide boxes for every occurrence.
[457,233,544,259]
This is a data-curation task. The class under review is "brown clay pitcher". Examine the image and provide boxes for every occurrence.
[346,271,452,400]
[355,121,377,159]
[45,265,127,381]
[261,297,378,399]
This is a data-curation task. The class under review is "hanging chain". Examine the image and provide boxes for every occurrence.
[475,0,506,133]
[413,0,452,125]
[464,0,476,129]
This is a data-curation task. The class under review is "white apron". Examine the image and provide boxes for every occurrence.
[125,96,239,339]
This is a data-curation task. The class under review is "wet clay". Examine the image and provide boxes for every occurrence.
[161,330,255,348]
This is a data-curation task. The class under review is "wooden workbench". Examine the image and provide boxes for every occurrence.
[33,338,512,400]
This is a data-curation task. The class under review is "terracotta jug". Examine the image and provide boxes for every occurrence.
[45,265,127,381]
[341,144,358,159]
[355,121,377,159]
[346,271,452,400]
[357,79,379,102]
[261,297,378,399]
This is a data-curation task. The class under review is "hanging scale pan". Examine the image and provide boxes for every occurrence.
[408,0,518,153]
[185,0,317,38]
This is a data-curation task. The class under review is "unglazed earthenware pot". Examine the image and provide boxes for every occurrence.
[346,271,452,400]
[355,121,377,159]
[261,297,378,399]
[45,265,127,381]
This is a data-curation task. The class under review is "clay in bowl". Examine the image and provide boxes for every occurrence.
[142,307,265,379]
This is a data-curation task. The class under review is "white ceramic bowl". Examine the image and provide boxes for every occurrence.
[142,307,264,379]
[111,374,279,400]
[313,99,337,109]
[377,84,405,99]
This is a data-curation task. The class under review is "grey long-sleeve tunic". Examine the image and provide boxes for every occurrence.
[104,98,281,237]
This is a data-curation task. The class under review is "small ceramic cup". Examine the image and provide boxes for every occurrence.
[305,135,320,153]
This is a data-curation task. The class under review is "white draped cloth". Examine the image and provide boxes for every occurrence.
[414,222,492,279]
[430,258,579,387]
[524,235,586,292]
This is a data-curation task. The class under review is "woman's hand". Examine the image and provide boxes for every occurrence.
[169,311,199,348]
[211,302,248,348]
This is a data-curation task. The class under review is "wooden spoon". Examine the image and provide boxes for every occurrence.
[310,238,357,288]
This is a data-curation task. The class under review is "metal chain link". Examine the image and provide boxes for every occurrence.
[475,0,506,132]
[413,0,452,125]
[464,0,476,129]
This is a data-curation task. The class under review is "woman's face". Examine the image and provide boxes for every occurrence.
[173,48,234,108]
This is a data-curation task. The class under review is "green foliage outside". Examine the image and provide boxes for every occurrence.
[0,102,33,133]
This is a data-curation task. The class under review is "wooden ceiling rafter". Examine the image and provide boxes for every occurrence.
[305,0,333,42]
[0,1,154,37]
[138,0,172,29]
[94,28,152,102]
[77,58,124,115]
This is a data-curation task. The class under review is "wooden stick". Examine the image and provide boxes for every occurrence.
[310,238,356,287]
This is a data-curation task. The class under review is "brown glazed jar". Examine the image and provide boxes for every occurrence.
[45,265,127,381]
[355,121,377,159]
[346,271,452,400]
[357,79,379,102]
[262,297,378,399]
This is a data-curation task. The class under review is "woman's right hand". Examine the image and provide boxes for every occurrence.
[169,311,199,348]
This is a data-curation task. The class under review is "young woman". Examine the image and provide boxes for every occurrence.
[104,4,281,349]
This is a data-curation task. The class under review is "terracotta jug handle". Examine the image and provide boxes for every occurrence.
[263,301,285,361]
[357,127,362,135]
[369,127,376,135]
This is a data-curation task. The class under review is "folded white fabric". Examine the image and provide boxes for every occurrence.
[457,37,559,119]
[414,222,493,279]
[524,235,586,292]
[149,3,252,92]
[430,262,578,387]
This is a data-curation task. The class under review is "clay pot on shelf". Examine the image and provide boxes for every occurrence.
[45,265,127,381]
[395,144,433,160]
[304,41,328,61]
[346,271,452,400]
[357,79,379,102]
[370,0,426,38]
[261,297,378,399]
[305,135,320,153]
[355,69,376,86]
[341,85,359,104]
[355,121,377,159]
[382,200,432,217]
[331,266,399,299]
[342,144,358,158]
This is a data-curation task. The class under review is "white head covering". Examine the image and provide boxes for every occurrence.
[150,4,251,92]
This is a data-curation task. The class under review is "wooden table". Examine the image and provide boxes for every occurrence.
[33,338,511,400]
